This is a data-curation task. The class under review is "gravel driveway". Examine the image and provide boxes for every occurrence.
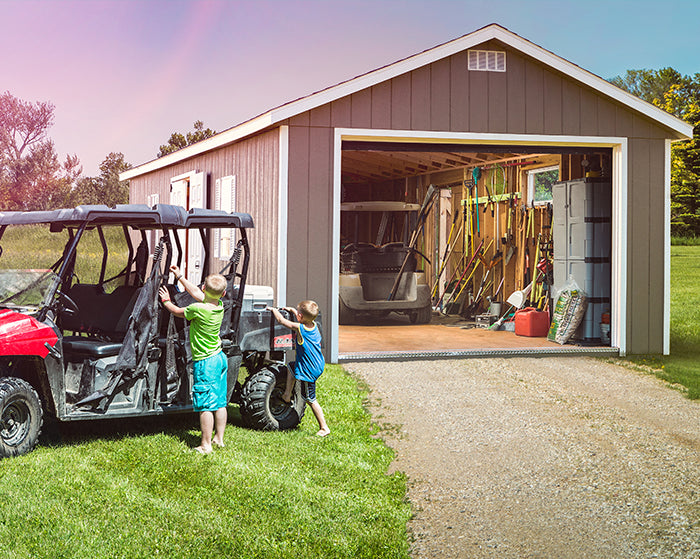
[344,356,700,558]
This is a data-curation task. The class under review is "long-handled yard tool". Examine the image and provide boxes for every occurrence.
[437,238,486,312]
[431,209,463,298]
[461,248,502,317]
[389,184,438,301]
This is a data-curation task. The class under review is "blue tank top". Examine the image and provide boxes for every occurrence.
[293,323,325,382]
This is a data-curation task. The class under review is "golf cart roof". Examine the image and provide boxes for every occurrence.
[0,204,254,230]
[341,201,421,212]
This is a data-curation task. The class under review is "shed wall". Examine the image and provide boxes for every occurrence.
[285,40,671,354]
[129,129,280,288]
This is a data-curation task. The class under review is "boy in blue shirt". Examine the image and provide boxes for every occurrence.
[159,265,228,454]
[269,301,330,437]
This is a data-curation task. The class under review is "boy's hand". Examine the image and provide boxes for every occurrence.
[159,286,171,303]
[169,265,183,280]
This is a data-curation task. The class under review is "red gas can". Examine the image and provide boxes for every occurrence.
[514,307,550,337]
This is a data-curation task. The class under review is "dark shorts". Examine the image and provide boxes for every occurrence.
[299,380,317,404]
[192,350,228,412]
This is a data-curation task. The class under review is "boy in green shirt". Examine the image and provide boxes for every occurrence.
[159,265,228,454]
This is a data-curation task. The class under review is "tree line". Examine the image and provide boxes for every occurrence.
[0,90,215,211]
[2,70,699,235]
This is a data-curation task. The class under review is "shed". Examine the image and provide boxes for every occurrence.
[121,24,692,362]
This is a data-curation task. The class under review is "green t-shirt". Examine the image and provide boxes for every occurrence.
[183,300,224,361]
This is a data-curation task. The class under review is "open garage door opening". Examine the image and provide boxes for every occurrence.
[338,141,617,359]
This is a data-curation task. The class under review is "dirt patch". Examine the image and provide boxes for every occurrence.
[345,356,700,558]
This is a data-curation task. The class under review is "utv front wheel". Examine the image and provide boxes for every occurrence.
[0,377,43,458]
[239,364,305,430]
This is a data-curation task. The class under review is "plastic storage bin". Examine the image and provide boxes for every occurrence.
[514,307,550,337]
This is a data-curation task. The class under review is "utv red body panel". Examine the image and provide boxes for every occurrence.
[0,309,58,358]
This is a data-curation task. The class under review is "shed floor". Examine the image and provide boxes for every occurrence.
[338,314,617,361]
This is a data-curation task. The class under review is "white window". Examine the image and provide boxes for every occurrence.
[170,170,207,283]
[527,166,559,206]
[214,175,236,258]
[468,50,506,72]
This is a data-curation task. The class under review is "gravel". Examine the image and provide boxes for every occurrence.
[344,356,700,558]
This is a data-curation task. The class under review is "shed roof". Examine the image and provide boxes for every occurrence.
[122,23,693,180]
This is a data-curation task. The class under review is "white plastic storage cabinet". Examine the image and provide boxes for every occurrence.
[552,178,612,343]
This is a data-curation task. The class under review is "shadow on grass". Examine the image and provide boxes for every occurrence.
[39,405,246,451]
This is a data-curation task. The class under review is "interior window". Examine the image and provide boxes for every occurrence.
[528,166,559,205]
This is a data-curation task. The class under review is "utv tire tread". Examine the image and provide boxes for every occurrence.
[0,377,43,458]
[239,364,305,431]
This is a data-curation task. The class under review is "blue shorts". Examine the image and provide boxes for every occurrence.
[192,350,228,412]
[299,380,317,404]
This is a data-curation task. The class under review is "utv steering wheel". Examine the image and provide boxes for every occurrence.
[55,290,79,316]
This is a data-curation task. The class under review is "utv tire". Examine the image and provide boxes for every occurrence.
[239,364,305,430]
[0,377,43,458]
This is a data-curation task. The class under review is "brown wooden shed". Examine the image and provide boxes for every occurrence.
[122,24,692,362]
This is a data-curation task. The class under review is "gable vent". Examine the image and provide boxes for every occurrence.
[468,50,506,72]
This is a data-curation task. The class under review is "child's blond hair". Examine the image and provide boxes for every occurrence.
[204,274,227,298]
[298,300,319,321]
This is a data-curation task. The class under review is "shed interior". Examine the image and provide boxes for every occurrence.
[338,143,613,354]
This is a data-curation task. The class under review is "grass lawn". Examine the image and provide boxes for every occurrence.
[619,244,700,399]
[0,365,411,559]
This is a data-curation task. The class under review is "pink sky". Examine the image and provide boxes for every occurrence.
[3,0,698,177]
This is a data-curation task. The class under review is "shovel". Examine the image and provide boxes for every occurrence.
[489,281,535,330]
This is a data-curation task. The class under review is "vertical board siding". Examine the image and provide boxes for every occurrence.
[128,129,279,289]
[411,66,431,131]
[647,139,667,353]
[505,52,526,133]
[449,51,469,131]
[430,57,451,131]
[286,125,311,305]
[628,138,651,353]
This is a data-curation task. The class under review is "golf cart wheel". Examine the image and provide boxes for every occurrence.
[410,306,433,324]
[239,364,305,430]
[339,298,357,325]
[0,377,43,458]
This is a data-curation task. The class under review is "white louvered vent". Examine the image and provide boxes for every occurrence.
[468,50,506,72]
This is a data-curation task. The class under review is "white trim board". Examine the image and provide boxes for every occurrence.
[277,126,289,307]
[330,128,629,362]
[121,24,691,181]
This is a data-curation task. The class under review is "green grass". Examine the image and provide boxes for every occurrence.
[618,245,700,399]
[0,365,411,559]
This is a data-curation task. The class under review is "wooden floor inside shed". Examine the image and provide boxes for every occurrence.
[338,314,616,360]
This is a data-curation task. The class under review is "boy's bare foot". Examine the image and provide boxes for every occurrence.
[316,429,330,437]
[212,440,225,448]
[194,445,212,454]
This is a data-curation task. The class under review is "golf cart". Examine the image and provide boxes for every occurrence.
[0,204,304,458]
[339,200,433,324]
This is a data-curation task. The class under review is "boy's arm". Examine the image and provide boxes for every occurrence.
[267,306,300,331]
[159,286,185,318]
[170,265,204,302]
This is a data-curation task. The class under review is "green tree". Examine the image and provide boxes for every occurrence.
[157,120,216,157]
[72,152,131,207]
[0,91,80,210]
[611,70,700,236]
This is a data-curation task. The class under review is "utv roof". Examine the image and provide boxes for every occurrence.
[0,204,254,229]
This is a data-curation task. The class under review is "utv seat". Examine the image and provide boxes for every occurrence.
[61,284,140,339]
[62,337,122,359]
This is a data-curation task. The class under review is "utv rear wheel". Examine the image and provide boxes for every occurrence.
[239,364,305,430]
[0,377,43,458]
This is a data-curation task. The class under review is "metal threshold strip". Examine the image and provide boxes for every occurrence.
[338,345,620,362]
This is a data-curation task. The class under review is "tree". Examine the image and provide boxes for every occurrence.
[611,70,700,236]
[157,120,216,158]
[72,152,131,207]
[0,91,80,210]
